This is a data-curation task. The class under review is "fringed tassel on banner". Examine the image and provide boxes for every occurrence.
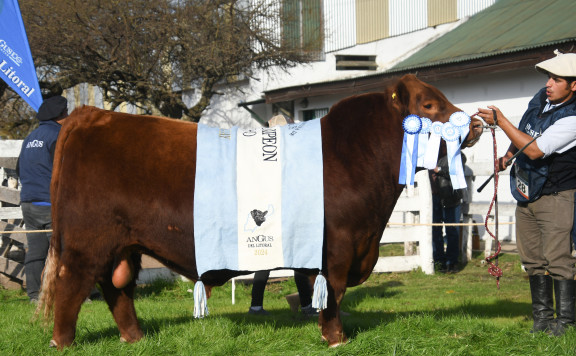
[312,272,328,310]
[193,280,209,318]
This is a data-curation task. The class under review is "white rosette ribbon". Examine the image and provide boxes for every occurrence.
[441,122,467,189]
[399,114,422,185]
[423,121,443,169]
[417,117,432,167]
[449,111,471,143]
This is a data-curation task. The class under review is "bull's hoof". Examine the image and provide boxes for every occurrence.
[49,339,58,348]
[119,331,144,343]
[328,339,348,348]
[322,334,348,347]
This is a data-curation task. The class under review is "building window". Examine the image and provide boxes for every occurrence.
[302,107,329,121]
[282,0,324,60]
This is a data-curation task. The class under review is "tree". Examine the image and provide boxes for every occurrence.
[1,0,321,137]
[0,81,37,139]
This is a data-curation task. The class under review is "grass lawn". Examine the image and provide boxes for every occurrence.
[1,252,575,355]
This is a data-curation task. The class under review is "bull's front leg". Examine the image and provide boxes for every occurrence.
[320,278,348,347]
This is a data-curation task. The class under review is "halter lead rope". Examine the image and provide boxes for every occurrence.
[484,125,503,288]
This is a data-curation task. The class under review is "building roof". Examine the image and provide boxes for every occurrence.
[264,0,576,104]
[391,0,576,72]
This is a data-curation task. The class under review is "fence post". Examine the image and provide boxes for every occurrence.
[417,171,434,275]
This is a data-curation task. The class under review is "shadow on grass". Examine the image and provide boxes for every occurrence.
[76,314,194,345]
[72,295,530,348]
[73,267,530,347]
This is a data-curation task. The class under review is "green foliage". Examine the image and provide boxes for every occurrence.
[1,254,575,355]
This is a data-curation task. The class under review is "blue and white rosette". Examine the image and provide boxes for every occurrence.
[441,122,467,189]
[449,111,471,143]
[423,121,443,169]
[399,114,422,185]
[417,117,432,167]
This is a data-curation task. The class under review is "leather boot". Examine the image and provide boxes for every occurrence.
[553,279,576,336]
[529,274,555,333]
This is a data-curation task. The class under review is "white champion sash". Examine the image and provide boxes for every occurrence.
[193,120,324,277]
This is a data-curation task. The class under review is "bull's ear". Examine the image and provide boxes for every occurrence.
[391,79,410,116]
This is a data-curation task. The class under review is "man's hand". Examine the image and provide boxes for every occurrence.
[476,106,504,126]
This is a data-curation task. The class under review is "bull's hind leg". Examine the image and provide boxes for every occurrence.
[100,254,143,343]
[99,279,143,343]
[319,278,348,347]
[51,261,97,348]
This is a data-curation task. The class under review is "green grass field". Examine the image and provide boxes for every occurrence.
[1,251,575,355]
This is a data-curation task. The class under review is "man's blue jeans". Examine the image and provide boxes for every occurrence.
[432,195,461,267]
[21,202,52,301]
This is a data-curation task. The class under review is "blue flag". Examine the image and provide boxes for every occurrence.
[0,0,42,111]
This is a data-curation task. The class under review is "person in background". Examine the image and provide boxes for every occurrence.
[477,51,576,336]
[17,95,68,303]
[248,270,318,316]
[429,154,466,273]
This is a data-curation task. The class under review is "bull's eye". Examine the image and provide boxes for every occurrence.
[423,104,432,109]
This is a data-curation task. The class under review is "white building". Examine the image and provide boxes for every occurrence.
[190,1,576,243]
[63,0,576,244]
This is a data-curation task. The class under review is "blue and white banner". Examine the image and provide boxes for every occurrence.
[0,0,42,111]
[194,120,324,276]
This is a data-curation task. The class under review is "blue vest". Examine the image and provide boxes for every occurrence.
[510,88,576,202]
[17,120,62,203]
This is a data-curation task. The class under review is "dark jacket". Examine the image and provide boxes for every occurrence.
[511,88,576,202]
[430,154,466,208]
[17,120,62,203]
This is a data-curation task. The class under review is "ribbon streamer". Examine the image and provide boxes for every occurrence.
[441,122,466,189]
[423,121,443,169]
[449,112,471,188]
[399,115,422,185]
[417,117,432,167]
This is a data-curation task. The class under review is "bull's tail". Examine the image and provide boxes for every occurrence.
[35,232,61,323]
[35,110,73,323]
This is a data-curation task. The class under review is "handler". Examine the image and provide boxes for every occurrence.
[477,51,576,336]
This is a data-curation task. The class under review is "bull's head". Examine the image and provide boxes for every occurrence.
[391,74,482,147]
